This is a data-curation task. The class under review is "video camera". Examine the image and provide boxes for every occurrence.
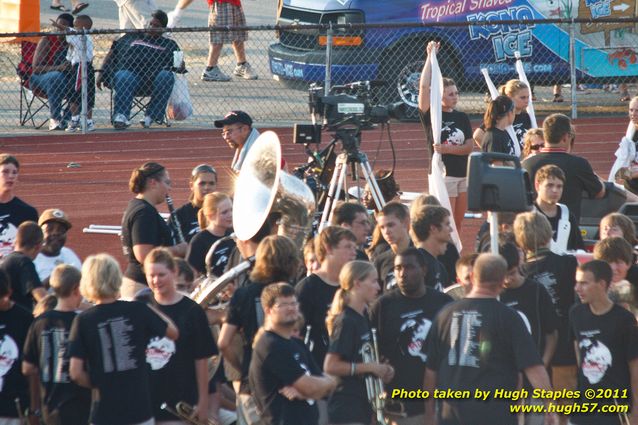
[308,80,402,131]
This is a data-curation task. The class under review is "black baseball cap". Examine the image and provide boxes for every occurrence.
[214,111,253,128]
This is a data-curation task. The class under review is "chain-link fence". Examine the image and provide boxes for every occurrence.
[1,18,637,133]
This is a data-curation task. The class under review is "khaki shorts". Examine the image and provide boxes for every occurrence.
[444,176,467,197]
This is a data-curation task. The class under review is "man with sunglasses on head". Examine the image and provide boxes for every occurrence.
[215,110,260,173]
[522,113,605,222]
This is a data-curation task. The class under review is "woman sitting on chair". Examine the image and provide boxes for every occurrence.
[30,13,74,131]
[97,9,184,130]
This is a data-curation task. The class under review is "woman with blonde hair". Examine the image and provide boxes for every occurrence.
[324,260,393,425]
[474,79,532,152]
[69,253,178,425]
[186,191,234,276]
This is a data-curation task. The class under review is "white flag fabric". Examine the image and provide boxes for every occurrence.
[609,122,637,181]
[514,52,538,128]
[428,49,462,252]
[480,68,521,157]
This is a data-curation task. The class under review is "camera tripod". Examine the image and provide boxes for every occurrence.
[318,128,386,232]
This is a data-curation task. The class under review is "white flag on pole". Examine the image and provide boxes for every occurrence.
[428,48,462,252]
[514,51,538,128]
[480,68,521,157]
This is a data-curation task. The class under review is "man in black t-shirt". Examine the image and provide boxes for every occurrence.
[0,270,32,423]
[522,113,605,221]
[0,221,46,312]
[373,202,412,291]
[0,154,38,258]
[250,283,336,425]
[296,226,357,370]
[22,265,90,425]
[370,248,452,423]
[534,165,583,252]
[410,205,452,291]
[570,260,638,425]
[424,254,555,425]
[331,202,372,260]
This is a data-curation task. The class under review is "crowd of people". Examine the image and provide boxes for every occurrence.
[5,41,638,425]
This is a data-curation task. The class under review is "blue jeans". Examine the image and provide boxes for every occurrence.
[29,71,72,121]
[113,69,174,121]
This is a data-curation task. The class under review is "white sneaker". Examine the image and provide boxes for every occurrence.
[87,119,95,132]
[140,116,152,128]
[113,113,130,130]
[65,119,80,132]
[233,62,258,80]
[201,66,231,82]
[49,118,63,131]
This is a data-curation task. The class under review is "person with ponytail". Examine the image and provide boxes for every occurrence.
[481,95,517,155]
[185,192,234,277]
[324,260,394,425]
[474,79,532,150]
[121,162,187,299]
[418,41,473,231]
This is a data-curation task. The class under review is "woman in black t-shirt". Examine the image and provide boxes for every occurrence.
[186,192,233,277]
[474,79,533,152]
[418,41,474,231]
[481,95,517,156]
[324,261,393,425]
[171,164,218,243]
[120,162,187,299]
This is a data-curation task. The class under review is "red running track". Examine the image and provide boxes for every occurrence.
[3,116,626,261]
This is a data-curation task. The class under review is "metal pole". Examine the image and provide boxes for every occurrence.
[489,211,498,255]
[569,19,577,119]
[80,30,88,133]
[324,24,333,96]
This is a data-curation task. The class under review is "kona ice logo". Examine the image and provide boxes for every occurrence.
[467,6,535,61]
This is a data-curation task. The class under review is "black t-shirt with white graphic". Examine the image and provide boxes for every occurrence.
[186,230,234,276]
[374,248,397,291]
[535,203,584,251]
[0,196,38,258]
[296,274,339,369]
[171,202,200,243]
[0,251,42,312]
[426,298,542,425]
[513,111,532,148]
[482,127,515,156]
[522,250,578,365]
[121,198,174,284]
[420,109,473,178]
[500,278,559,354]
[23,310,91,423]
[418,248,449,291]
[369,288,453,416]
[569,303,638,425]
[522,151,603,221]
[147,296,216,421]
[250,331,321,425]
[327,306,372,424]
[0,303,32,418]
[226,281,267,394]
[68,300,168,425]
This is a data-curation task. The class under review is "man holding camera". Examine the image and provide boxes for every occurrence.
[214,111,260,173]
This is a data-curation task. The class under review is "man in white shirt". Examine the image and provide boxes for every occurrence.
[34,209,81,285]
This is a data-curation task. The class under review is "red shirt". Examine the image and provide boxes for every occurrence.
[208,0,241,8]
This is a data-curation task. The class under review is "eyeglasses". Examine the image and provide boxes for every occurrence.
[191,164,217,177]
[221,126,244,136]
[530,144,542,151]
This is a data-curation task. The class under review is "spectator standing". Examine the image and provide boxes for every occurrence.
[0,221,47,313]
[34,208,82,285]
[373,202,412,291]
[116,0,156,29]
[0,154,38,257]
[171,164,218,242]
[410,205,452,291]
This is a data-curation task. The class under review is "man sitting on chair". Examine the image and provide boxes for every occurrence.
[97,9,184,130]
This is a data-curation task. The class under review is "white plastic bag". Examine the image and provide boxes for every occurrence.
[167,73,192,121]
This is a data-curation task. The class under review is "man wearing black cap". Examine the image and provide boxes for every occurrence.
[34,209,81,284]
[214,111,260,173]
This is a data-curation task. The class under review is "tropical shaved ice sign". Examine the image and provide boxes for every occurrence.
[579,0,635,42]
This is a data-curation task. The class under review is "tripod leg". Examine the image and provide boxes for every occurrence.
[359,159,386,210]
[328,156,349,225]
[319,154,346,232]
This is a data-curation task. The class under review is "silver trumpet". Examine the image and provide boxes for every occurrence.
[361,328,388,425]
[161,401,219,425]
[165,194,185,244]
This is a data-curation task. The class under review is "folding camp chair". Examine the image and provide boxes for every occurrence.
[17,41,52,129]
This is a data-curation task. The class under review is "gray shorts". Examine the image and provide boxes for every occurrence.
[444,176,467,197]
[209,2,248,44]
